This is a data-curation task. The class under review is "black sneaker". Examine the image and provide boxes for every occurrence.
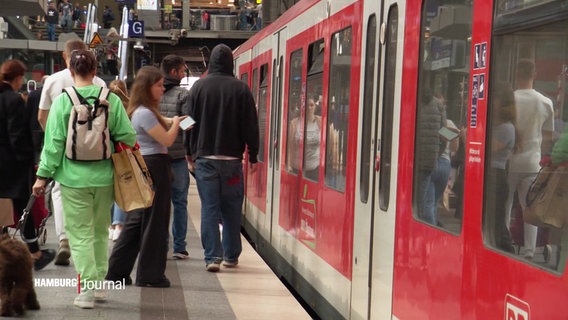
[105,275,133,286]
[34,249,56,271]
[135,278,170,288]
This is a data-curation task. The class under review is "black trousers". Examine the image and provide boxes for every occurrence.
[107,154,172,284]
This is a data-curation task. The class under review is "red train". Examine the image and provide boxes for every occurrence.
[234,0,568,318]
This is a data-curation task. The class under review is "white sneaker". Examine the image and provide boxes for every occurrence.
[74,290,95,309]
[108,227,114,240]
[94,289,108,302]
[112,228,122,242]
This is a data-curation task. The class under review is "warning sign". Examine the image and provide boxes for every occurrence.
[89,32,104,49]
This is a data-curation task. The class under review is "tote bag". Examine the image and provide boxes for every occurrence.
[112,142,155,212]
[525,165,568,229]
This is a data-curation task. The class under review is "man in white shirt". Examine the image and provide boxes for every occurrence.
[38,39,107,266]
[506,59,554,260]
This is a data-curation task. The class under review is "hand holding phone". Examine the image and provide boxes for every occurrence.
[179,116,196,130]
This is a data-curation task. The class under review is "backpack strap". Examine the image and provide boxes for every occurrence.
[98,87,111,106]
[63,87,83,106]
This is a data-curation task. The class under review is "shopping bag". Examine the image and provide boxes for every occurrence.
[112,142,155,212]
[525,165,568,229]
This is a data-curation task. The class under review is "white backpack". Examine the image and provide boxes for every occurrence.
[64,86,112,161]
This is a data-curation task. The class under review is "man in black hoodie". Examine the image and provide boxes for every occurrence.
[160,55,191,260]
[185,44,259,272]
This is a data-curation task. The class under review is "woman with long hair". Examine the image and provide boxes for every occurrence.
[106,66,184,288]
[32,50,136,308]
[0,59,56,270]
[486,82,517,253]
[108,79,129,241]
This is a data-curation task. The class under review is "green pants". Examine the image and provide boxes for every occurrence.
[60,185,113,287]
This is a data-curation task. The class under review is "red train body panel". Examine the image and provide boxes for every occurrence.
[235,0,568,318]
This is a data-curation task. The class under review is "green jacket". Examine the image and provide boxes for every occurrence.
[37,85,136,187]
[552,128,568,165]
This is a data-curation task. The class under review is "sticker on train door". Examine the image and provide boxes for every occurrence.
[299,183,316,248]
[505,294,530,320]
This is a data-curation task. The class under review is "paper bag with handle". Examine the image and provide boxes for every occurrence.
[112,142,155,212]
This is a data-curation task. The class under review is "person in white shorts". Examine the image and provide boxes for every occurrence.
[505,59,554,260]
[38,39,107,266]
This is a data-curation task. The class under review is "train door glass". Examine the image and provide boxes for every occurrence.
[378,5,398,211]
[484,4,568,272]
[360,15,378,203]
[325,28,352,192]
[412,0,472,233]
[304,39,324,182]
[258,64,269,163]
[286,49,303,174]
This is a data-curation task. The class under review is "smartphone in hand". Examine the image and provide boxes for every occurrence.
[179,116,196,130]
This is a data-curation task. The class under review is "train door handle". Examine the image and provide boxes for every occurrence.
[375,155,381,172]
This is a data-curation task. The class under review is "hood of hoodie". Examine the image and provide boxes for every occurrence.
[163,76,181,92]
[207,44,234,75]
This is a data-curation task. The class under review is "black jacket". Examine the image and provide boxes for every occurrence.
[0,83,34,199]
[185,44,259,163]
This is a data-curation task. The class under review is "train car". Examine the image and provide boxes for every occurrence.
[233,0,568,319]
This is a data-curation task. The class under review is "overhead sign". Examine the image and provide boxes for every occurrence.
[89,32,104,48]
[129,20,144,38]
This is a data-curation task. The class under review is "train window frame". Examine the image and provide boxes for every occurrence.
[325,27,352,192]
[484,6,568,272]
[285,49,304,175]
[303,39,325,182]
[360,14,378,203]
[258,63,269,163]
[378,5,399,211]
[411,0,472,234]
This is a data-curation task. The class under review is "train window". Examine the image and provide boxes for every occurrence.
[275,56,284,168]
[485,5,568,272]
[360,14,377,203]
[325,28,352,192]
[378,5,399,211]
[412,0,472,233]
[252,67,259,163]
[258,64,269,163]
[304,39,324,182]
[286,49,303,174]
[241,73,248,85]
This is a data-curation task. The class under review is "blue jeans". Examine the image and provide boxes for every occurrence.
[424,158,451,225]
[47,23,56,41]
[171,158,189,253]
[195,158,243,264]
[112,203,126,226]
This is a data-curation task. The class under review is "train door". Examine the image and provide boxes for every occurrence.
[266,28,287,240]
[351,1,403,318]
[371,1,404,319]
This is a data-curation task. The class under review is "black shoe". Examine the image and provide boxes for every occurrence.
[105,275,133,286]
[135,278,170,288]
[34,249,56,271]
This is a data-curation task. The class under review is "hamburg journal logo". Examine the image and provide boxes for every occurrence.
[505,294,530,320]
[34,275,126,293]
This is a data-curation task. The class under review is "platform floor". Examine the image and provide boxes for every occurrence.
[9,185,310,319]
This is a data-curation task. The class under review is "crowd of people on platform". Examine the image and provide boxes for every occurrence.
[0,39,259,309]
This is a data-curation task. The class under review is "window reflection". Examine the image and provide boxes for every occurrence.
[486,15,568,272]
[413,0,472,233]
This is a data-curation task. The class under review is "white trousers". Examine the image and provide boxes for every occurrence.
[51,182,67,242]
[505,171,538,258]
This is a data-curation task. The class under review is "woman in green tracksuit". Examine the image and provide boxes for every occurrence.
[32,49,136,309]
